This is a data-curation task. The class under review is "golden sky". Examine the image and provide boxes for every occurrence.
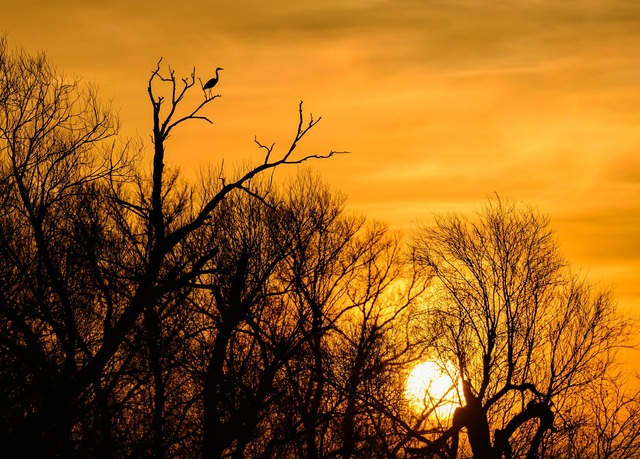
[4,0,640,325]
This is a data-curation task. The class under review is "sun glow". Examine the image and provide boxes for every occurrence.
[405,360,461,419]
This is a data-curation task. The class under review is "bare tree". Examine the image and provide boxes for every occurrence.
[0,37,342,456]
[265,173,427,459]
[0,36,133,456]
[542,372,640,459]
[409,197,633,459]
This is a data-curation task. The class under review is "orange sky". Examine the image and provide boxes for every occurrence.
[4,1,640,337]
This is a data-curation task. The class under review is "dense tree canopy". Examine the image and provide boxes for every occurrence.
[0,37,638,459]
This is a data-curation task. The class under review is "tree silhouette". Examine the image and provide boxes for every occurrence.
[0,38,342,457]
[1,36,639,459]
[409,197,634,459]
[0,36,134,456]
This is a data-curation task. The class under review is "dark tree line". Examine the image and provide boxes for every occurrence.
[0,38,639,458]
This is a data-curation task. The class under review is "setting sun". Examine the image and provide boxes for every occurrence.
[405,360,462,419]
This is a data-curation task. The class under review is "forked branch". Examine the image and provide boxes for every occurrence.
[167,101,348,249]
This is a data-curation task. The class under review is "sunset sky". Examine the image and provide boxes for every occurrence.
[4,1,640,334]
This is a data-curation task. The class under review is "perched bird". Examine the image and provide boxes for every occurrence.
[203,67,224,91]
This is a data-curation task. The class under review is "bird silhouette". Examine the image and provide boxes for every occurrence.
[203,67,224,91]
